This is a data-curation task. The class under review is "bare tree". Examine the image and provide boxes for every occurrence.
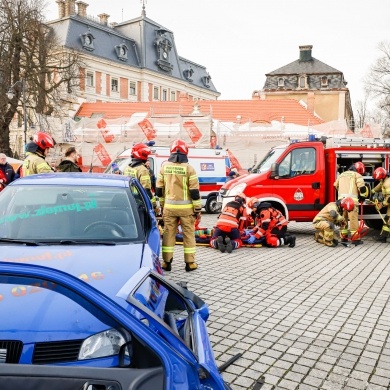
[0,0,84,156]
[363,41,390,133]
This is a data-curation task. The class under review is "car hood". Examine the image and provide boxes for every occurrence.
[0,243,156,342]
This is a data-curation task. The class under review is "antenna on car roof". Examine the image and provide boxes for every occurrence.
[88,149,94,173]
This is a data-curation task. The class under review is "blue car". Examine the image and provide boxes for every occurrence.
[0,173,233,389]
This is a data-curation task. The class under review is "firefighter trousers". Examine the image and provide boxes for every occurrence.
[341,207,359,239]
[162,211,196,264]
[313,220,336,246]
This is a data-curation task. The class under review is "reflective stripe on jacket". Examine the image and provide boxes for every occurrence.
[22,152,52,176]
[334,171,365,203]
[216,201,246,232]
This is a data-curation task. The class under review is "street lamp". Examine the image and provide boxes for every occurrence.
[7,79,27,146]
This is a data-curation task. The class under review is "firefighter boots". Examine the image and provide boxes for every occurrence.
[285,235,296,248]
[217,236,226,253]
[161,260,172,271]
[225,237,233,253]
[374,235,387,243]
[185,262,198,272]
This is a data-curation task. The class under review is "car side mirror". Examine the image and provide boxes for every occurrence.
[270,162,279,179]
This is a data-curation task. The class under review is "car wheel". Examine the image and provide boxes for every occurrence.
[205,195,221,214]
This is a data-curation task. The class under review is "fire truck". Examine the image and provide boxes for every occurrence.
[217,137,390,230]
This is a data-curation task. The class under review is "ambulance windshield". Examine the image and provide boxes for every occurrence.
[251,146,286,173]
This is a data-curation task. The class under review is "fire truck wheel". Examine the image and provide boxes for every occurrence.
[205,195,221,214]
[364,219,383,231]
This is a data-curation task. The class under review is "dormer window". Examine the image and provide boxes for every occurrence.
[299,75,307,89]
[321,76,328,87]
[202,73,211,88]
[183,67,194,82]
[81,33,94,51]
[278,77,285,87]
[115,44,128,61]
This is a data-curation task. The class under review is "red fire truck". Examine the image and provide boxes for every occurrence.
[217,137,390,230]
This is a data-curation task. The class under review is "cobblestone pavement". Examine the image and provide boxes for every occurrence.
[162,213,390,390]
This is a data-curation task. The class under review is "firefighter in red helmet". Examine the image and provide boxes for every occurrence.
[248,200,296,248]
[123,143,157,211]
[371,167,390,242]
[156,139,201,272]
[334,161,369,243]
[22,132,55,176]
[210,193,247,253]
[313,197,354,247]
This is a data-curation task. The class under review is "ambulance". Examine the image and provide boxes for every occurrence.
[105,145,233,213]
[218,137,390,230]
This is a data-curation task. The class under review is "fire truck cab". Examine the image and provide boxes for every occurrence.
[218,137,390,230]
[106,146,232,214]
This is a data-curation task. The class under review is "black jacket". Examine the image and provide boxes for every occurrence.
[57,160,82,172]
[0,162,16,184]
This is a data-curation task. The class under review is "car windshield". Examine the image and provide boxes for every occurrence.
[251,146,286,173]
[0,185,141,243]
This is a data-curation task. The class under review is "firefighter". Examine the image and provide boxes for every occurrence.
[156,139,201,272]
[247,200,296,248]
[210,193,247,253]
[22,132,55,176]
[313,197,354,247]
[371,167,390,242]
[334,161,369,243]
[0,153,16,191]
[123,143,157,211]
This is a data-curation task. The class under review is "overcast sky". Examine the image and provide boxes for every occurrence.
[45,0,389,109]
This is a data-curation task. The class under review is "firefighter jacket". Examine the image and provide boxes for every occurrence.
[156,160,201,216]
[334,170,366,204]
[22,152,52,176]
[372,177,390,207]
[56,159,82,172]
[0,162,16,191]
[313,202,345,225]
[252,207,288,239]
[124,160,155,205]
[216,200,247,233]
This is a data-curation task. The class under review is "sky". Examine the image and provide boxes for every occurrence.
[44,0,390,110]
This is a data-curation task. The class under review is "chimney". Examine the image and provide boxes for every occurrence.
[98,13,110,25]
[64,0,76,16]
[56,0,65,18]
[76,1,88,17]
[299,45,313,62]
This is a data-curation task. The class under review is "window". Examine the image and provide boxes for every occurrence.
[162,89,167,101]
[278,78,285,87]
[170,91,176,101]
[111,78,118,93]
[299,76,306,88]
[129,81,136,95]
[321,76,328,87]
[86,71,94,87]
[153,86,159,100]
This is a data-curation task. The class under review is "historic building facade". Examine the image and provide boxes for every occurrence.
[253,45,354,129]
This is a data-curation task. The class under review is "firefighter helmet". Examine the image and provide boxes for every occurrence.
[33,132,55,150]
[354,162,365,175]
[257,201,272,210]
[170,139,189,155]
[373,167,387,180]
[340,197,355,212]
[234,193,246,205]
[131,143,151,161]
[247,197,259,209]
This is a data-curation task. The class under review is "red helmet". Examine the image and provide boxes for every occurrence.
[340,197,355,212]
[234,193,246,204]
[354,162,365,175]
[170,139,189,155]
[373,167,387,180]
[247,197,258,209]
[131,143,151,161]
[33,132,55,150]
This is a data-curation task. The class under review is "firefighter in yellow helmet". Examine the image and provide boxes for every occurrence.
[313,197,353,247]
[22,132,55,176]
[123,143,157,212]
[156,139,201,272]
[334,162,369,243]
[371,167,390,242]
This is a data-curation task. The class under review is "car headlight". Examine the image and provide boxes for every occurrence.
[226,183,247,197]
[79,329,126,360]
